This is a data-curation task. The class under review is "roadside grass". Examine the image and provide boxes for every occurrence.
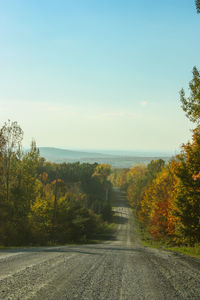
[132,209,200,259]
[166,246,200,259]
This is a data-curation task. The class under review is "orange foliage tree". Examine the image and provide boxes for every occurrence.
[175,126,200,244]
[147,163,179,241]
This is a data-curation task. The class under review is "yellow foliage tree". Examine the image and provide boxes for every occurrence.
[139,162,179,241]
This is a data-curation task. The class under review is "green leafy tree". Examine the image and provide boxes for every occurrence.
[0,122,113,245]
[1,120,23,202]
[147,159,165,182]
[0,130,5,194]
[92,164,112,216]
[196,0,200,13]
[14,140,40,213]
[180,67,200,123]
[0,130,7,244]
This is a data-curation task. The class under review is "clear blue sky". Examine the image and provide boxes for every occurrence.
[0,0,199,152]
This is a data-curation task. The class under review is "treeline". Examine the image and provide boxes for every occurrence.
[112,67,200,246]
[113,138,200,246]
[0,121,112,246]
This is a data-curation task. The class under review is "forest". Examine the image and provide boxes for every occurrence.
[1,67,200,248]
[111,67,200,246]
[0,123,113,246]
[1,1,200,248]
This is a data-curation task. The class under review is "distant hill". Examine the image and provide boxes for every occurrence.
[38,147,112,161]
[38,147,171,168]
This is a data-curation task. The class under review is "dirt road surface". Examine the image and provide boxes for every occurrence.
[0,189,200,299]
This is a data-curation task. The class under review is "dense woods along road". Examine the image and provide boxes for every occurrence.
[0,189,200,300]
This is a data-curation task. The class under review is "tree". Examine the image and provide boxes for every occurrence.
[51,178,66,225]
[0,129,7,244]
[149,164,178,241]
[0,130,5,190]
[0,130,5,151]
[137,162,178,242]
[147,159,165,182]
[0,120,23,202]
[175,127,200,244]
[92,164,111,206]
[196,0,200,13]
[93,164,111,184]
[180,67,200,123]
[16,140,40,212]
[126,165,147,211]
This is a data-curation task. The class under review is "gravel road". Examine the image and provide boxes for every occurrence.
[0,189,200,300]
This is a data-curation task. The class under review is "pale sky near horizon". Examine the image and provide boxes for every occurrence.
[0,0,199,152]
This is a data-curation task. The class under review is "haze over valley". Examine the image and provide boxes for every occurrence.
[38,147,171,168]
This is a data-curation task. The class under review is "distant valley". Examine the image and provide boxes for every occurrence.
[38,147,171,168]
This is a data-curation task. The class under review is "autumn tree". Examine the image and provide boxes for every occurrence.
[126,165,147,211]
[93,164,111,184]
[147,163,178,241]
[175,127,200,244]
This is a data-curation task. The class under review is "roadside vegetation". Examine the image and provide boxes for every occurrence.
[111,66,200,258]
[0,123,113,246]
